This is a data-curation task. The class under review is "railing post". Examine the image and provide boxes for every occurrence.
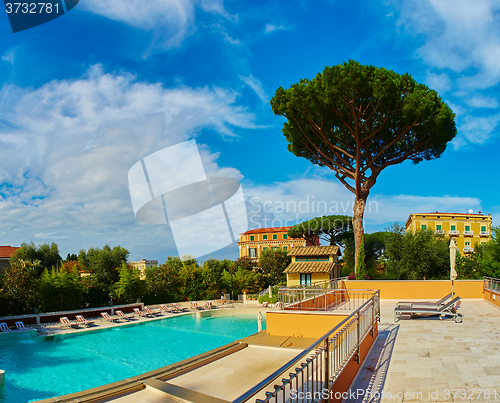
[355,310,360,364]
[325,288,327,311]
[324,338,329,390]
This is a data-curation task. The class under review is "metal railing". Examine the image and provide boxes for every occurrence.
[280,284,375,311]
[232,291,380,403]
[284,277,348,290]
[483,277,500,294]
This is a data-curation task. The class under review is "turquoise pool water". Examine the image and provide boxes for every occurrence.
[0,312,265,403]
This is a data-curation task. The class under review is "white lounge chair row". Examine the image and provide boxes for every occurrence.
[60,315,95,328]
[258,302,282,309]
[190,301,216,310]
[0,321,27,332]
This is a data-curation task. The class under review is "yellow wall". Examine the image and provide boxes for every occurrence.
[266,311,348,338]
[344,280,483,299]
[286,272,330,287]
[484,289,500,309]
[405,213,492,255]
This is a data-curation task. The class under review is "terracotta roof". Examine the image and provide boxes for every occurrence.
[289,246,340,256]
[240,227,292,235]
[284,261,335,274]
[0,246,20,259]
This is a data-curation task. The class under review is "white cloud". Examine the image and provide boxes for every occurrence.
[399,0,500,75]
[396,0,500,146]
[426,71,452,93]
[0,65,255,261]
[244,176,483,232]
[465,95,499,109]
[197,0,237,21]
[80,0,235,53]
[1,51,14,64]
[239,75,269,104]
[456,113,500,144]
[264,24,286,34]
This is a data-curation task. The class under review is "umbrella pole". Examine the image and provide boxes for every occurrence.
[452,279,454,297]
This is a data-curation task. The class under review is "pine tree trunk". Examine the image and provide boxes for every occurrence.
[353,197,367,275]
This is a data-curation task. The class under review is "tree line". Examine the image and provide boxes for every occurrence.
[341,224,500,280]
[286,215,500,280]
[0,242,290,316]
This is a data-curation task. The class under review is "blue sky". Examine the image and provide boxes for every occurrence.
[1,0,499,262]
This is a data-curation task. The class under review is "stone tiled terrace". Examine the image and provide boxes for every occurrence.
[348,299,500,403]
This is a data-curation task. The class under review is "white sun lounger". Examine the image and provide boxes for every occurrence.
[115,310,132,320]
[395,295,462,323]
[60,317,78,328]
[172,303,188,312]
[15,321,27,330]
[101,312,119,322]
[159,304,174,313]
[76,315,94,326]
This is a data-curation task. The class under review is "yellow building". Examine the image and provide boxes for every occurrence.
[129,259,158,280]
[284,245,341,286]
[238,226,313,261]
[405,211,493,254]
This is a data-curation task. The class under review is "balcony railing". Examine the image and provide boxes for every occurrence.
[480,231,489,236]
[434,229,444,234]
[483,277,500,294]
[284,277,348,290]
[232,291,380,403]
[463,231,473,236]
[463,247,473,253]
[448,230,459,235]
[280,287,373,311]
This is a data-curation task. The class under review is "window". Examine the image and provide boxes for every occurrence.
[465,226,470,231]
[421,225,427,230]
[436,225,441,230]
[451,225,456,231]
[481,226,487,232]
[300,273,311,285]
[273,234,277,240]
[250,235,255,241]
[271,246,279,251]
[263,247,268,253]
[249,248,257,258]
[263,235,268,240]
[283,246,288,251]
[283,234,288,239]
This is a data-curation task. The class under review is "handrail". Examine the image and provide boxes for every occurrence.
[282,277,348,290]
[231,290,380,403]
[280,287,377,311]
[483,277,500,293]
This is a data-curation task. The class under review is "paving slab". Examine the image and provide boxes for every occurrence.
[345,299,500,403]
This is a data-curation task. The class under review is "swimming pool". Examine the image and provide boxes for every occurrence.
[0,311,265,403]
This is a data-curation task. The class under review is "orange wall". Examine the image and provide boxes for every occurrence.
[484,289,500,309]
[266,311,349,338]
[344,280,483,299]
[327,322,378,403]
[287,290,349,310]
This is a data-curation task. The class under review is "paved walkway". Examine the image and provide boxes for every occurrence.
[347,300,500,403]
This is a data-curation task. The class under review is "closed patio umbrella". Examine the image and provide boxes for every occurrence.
[449,238,458,295]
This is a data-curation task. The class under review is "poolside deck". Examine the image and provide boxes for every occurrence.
[346,299,500,402]
[3,303,262,337]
